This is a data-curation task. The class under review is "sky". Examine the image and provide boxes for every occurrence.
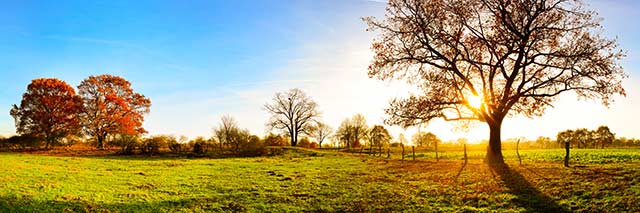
[1,0,639,144]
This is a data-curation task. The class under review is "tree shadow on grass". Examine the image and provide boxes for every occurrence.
[491,164,569,213]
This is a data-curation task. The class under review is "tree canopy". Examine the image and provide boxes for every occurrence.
[78,74,151,149]
[10,78,83,149]
[364,0,626,164]
[264,88,320,147]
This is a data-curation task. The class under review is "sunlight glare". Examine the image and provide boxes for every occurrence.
[467,93,483,109]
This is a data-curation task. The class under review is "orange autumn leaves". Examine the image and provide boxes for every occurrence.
[11,75,151,149]
[78,75,151,149]
[10,78,83,149]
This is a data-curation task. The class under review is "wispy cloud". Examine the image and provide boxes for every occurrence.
[41,35,124,45]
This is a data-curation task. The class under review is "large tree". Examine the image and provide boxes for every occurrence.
[78,74,151,149]
[10,78,83,149]
[264,88,319,146]
[364,0,626,164]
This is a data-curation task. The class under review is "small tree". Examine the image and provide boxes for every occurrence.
[595,126,615,149]
[213,115,240,150]
[368,125,393,155]
[311,122,332,149]
[335,114,368,149]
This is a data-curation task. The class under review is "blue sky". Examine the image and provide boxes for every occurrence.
[1,0,639,142]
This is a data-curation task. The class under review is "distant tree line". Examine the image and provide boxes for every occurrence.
[3,82,638,157]
[557,126,616,149]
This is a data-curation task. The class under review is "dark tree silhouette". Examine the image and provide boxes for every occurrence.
[264,88,319,146]
[364,0,626,164]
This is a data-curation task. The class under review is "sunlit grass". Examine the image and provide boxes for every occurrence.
[0,148,638,212]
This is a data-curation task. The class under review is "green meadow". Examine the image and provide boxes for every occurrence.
[1,148,639,212]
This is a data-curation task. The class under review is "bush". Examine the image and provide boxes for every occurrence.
[190,137,212,156]
[298,137,312,148]
[264,134,287,146]
[167,136,186,153]
[140,135,170,156]
[239,135,266,156]
[0,136,6,150]
[109,134,140,155]
[58,135,82,147]
[390,142,403,148]
[4,135,41,150]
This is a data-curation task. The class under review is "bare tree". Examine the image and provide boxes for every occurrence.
[264,88,320,146]
[213,115,239,151]
[364,0,626,164]
[335,114,369,149]
[311,122,332,149]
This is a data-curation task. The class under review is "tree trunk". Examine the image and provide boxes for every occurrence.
[435,141,438,162]
[516,139,522,166]
[412,146,415,161]
[564,142,570,167]
[97,135,105,150]
[290,132,297,146]
[464,143,468,165]
[485,121,505,165]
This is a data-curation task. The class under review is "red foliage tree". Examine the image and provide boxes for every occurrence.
[10,78,83,149]
[77,74,151,149]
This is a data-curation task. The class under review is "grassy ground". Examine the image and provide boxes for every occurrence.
[0,148,638,212]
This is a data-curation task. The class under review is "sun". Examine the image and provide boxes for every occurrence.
[467,93,483,109]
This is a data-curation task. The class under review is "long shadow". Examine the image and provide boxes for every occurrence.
[491,164,569,212]
[454,162,466,181]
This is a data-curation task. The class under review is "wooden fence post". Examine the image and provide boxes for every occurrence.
[516,139,522,166]
[464,143,468,165]
[564,142,570,167]
[412,146,416,161]
[387,148,390,158]
[402,145,405,160]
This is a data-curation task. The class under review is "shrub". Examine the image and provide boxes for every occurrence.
[140,135,170,156]
[298,137,312,148]
[58,135,82,147]
[390,142,403,147]
[190,137,211,156]
[264,134,287,146]
[0,136,6,150]
[5,135,41,150]
[239,135,266,156]
[109,134,140,155]
[166,136,185,153]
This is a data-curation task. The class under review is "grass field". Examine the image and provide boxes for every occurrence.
[0,148,639,212]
